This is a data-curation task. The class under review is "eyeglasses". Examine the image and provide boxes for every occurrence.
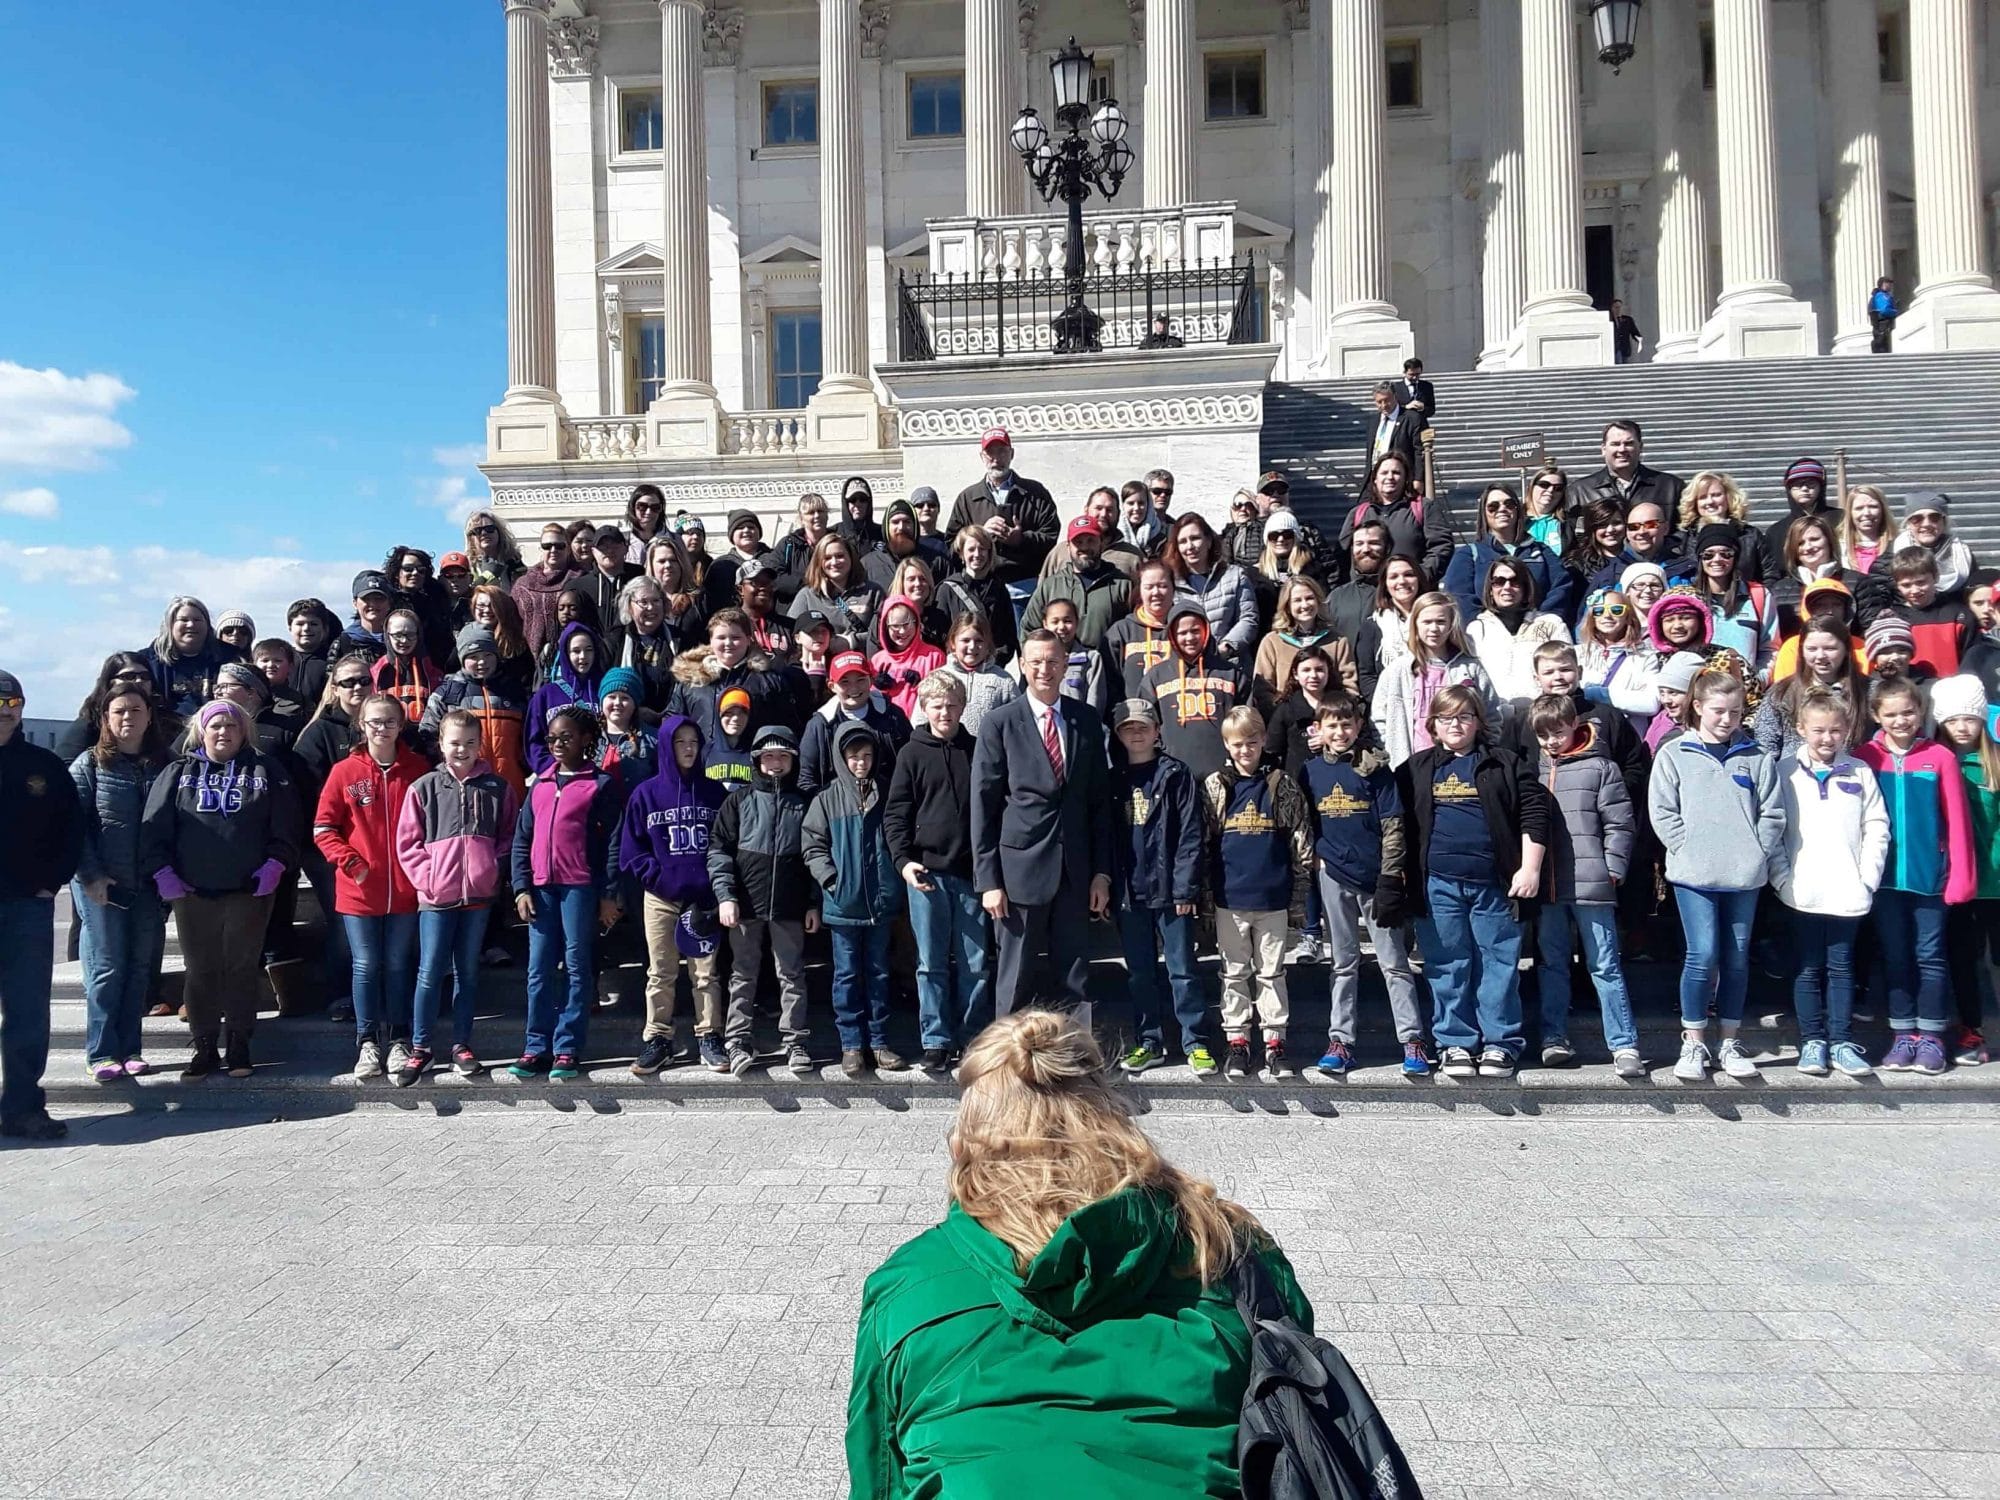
[112,670,147,683]
[1628,520,1664,533]
[1149,487,1173,497]
[387,629,418,641]
[1591,601,1629,618]
[1433,713,1478,727]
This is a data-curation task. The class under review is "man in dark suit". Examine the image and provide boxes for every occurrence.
[1365,383,1424,471]
[1398,358,1437,426]
[945,426,1061,585]
[971,630,1113,1020]
[1569,419,1685,521]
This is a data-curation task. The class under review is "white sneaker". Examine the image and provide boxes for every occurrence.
[1285,935,1321,966]
[1612,1048,1646,1079]
[1673,1036,1712,1082]
[353,1039,385,1079]
[1716,1037,1759,1080]
[386,1040,412,1078]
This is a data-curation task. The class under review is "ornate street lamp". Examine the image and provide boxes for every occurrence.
[1589,0,1643,74]
[1011,37,1132,354]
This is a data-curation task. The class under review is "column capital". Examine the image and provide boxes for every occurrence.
[502,0,552,16]
[701,2,744,66]
[860,0,891,58]
[547,15,599,78]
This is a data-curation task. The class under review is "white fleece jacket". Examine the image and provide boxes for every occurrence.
[1774,750,1890,918]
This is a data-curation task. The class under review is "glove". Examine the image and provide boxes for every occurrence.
[1369,879,1407,931]
[153,868,193,903]
[901,668,921,687]
[251,859,286,899]
[874,670,895,693]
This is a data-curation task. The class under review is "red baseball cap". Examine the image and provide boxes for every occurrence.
[1066,516,1103,542]
[830,649,870,681]
[980,426,1011,450]
[438,551,471,572]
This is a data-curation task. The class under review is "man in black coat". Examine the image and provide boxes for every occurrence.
[945,427,1060,585]
[1365,383,1424,470]
[1570,419,1685,519]
[1397,358,1437,426]
[971,631,1113,1018]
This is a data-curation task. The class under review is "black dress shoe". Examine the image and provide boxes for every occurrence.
[0,1113,68,1141]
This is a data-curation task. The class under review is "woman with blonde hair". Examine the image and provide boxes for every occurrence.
[846,1009,1316,1499]
[1370,590,1496,767]
[462,509,525,590]
[1678,470,1768,583]
[1837,484,1897,576]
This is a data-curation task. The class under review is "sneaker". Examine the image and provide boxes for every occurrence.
[727,1044,755,1078]
[1952,1027,1988,1066]
[182,1037,221,1080]
[1796,1040,1831,1077]
[698,1035,728,1073]
[1830,1042,1874,1078]
[874,1048,909,1072]
[1224,1038,1253,1079]
[90,1060,125,1083]
[919,1047,950,1073]
[1402,1042,1433,1078]
[1913,1034,1949,1076]
[1673,1036,1712,1082]
[1285,934,1322,966]
[1880,1033,1921,1072]
[353,1039,385,1080]
[505,1052,551,1080]
[1612,1048,1646,1079]
[394,1047,430,1087]
[327,998,355,1025]
[224,1034,253,1080]
[1316,1041,1353,1078]
[1187,1044,1219,1077]
[121,1057,150,1078]
[1540,1039,1577,1067]
[1440,1046,1477,1078]
[451,1045,484,1079]
[548,1054,582,1082]
[632,1035,675,1076]
[385,1040,412,1080]
[1120,1043,1166,1074]
[1265,1038,1297,1078]
[1716,1038,1759,1079]
[1477,1046,1516,1079]
[787,1042,816,1073]
[841,1048,868,1080]
[481,946,512,967]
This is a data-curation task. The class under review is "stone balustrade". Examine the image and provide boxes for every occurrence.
[566,417,647,460]
[925,201,1237,282]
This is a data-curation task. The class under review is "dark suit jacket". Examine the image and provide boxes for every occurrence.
[1398,377,1437,424]
[1366,410,1424,470]
[970,693,1112,907]
[1571,465,1686,519]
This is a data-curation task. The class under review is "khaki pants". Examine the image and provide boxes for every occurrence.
[726,917,809,1047]
[174,893,274,1040]
[641,893,723,1040]
[1216,907,1289,1038]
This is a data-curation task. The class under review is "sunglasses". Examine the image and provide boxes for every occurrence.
[0,695,22,710]
[1533,479,1565,491]
[633,502,663,513]
[1231,502,1254,513]
[469,525,498,538]
[1591,601,1629,618]
[1628,520,1664,532]
[1489,575,1525,588]
[541,541,565,551]
[334,678,370,690]
[1149,487,1173,497]
[1484,500,1519,513]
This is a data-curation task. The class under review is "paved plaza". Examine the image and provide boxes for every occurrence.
[2,1101,1997,1500]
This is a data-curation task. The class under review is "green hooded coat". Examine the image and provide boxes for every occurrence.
[846,1186,1314,1499]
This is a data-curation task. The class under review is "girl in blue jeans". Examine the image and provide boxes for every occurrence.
[1649,671,1789,1083]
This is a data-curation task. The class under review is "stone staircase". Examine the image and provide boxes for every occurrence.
[1263,352,2000,562]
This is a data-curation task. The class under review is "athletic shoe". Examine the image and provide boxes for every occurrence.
[1879,1033,1921,1072]
[1440,1046,1477,1078]
[787,1043,816,1073]
[632,1036,676,1076]
[1716,1038,1759,1079]
[224,1034,253,1080]
[1952,1027,1988,1066]
[919,1047,950,1073]
[505,1052,551,1081]
[451,1045,484,1079]
[698,1036,728,1073]
[90,1060,125,1083]
[1796,1040,1830,1077]
[121,1057,150,1078]
[1673,1037,1712,1082]
[1265,1038,1297,1078]
[1402,1042,1433,1078]
[1187,1045,1219,1078]
[1224,1039,1253,1079]
[1540,1039,1577,1067]
[548,1054,582,1082]
[1477,1046,1516,1079]
[182,1037,222,1080]
[352,1039,385,1080]
[1316,1041,1354,1078]
[1285,934,1322,966]
[1120,1043,1166,1074]
[1830,1042,1873,1078]
[481,946,511,967]
[841,1048,868,1080]
[874,1049,910,1072]
[1612,1048,1646,1079]
[727,1044,755,1078]
[1913,1034,1949,1076]
[394,1048,430,1088]
[385,1040,412,1080]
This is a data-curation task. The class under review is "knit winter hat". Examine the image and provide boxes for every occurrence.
[1905,489,1950,519]
[1656,652,1707,695]
[1264,508,1302,538]
[598,667,644,702]
[1619,562,1667,594]
[216,610,255,636]
[727,508,760,536]
[1864,615,1915,658]
[1930,674,1988,725]
[1692,523,1739,560]
[1783,457,1826,488]
[455,623,498,658]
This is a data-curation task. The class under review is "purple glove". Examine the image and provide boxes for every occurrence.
[251,859,286,899]
[153,868,193,903]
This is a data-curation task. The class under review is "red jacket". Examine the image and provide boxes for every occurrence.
[313,743,430,915]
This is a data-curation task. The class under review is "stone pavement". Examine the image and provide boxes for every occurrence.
[2,1101,1998,1500]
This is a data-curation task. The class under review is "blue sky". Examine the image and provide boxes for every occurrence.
[0,5,504,711]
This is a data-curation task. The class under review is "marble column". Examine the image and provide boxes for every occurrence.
[965,0,1025,217]
[1648,0,1710,363]
[1821,0,1888,356]
[1316,0,1412,376]
[1143,0,1197,209]
[1895,0,2000,350]
[1505,0,1611,367]
[1697,0,1818,358]
[487,0,566,464]
[651,0,723,451]
[1475,0,1523,370]
[808,0,884,450]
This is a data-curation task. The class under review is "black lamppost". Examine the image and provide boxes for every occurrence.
[1589,0,1643,74]
[1009,38,1133,354]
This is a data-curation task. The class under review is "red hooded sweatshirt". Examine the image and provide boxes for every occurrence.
[313,741,430,915]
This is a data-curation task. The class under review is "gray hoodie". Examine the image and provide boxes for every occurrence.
[1647,732,1789,892]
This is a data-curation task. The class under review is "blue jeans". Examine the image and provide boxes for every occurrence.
[830,923,892,1051]
[1535,902,1638,1052]
[301,846,352,1003]
[1673,886,1758,1027]
[0,898,55,1122]
[413,906,486,1053]
[72,882,167,1065]
[526,886,596,1058]
[908,873,993,1050]
[1871,888,1949,1033]
[1416,877,1524,1055]
[1119,906,1208,1054]
[343,912,418,1045]
[1791,910,1860,1045]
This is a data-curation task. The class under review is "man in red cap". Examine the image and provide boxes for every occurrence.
[1022,515,1132,651]
[438,551,475,634]
[944,427,1060,587]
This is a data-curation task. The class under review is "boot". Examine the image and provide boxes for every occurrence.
[223,1032,253,1079]
[182,1034,222,1080]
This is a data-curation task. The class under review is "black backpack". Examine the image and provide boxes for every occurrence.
[1231,1253,1425,1500]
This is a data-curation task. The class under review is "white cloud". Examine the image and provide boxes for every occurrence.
[0,487,59,519]
[424,441,490,527]
[0,361,136,472]
[432,443,486,469]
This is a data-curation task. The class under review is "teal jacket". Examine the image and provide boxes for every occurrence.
[1958,746,2000,901]
[847,1187,1314,1500]
[1855,735,1976,902]
[802,719,903,926]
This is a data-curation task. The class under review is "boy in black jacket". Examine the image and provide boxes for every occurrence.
[1106,699,1213,1077]
[884,670,991,1071]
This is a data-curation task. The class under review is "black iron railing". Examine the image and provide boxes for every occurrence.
[895,255,1262,361]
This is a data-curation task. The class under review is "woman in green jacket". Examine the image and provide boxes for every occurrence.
[846,1010,1315,1499]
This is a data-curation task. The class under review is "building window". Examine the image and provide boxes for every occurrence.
[1204,52,1265,121]
[1877,17,1907,85]
[770,311,822,409]
[629,316,667,414]
[763,80,818,147]
[1385,40,1421,110]
[1089,59,1116,105]
[620,88,663,152]
[907,71,964,139]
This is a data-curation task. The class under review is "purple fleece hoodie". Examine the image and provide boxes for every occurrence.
[614,713,726,903]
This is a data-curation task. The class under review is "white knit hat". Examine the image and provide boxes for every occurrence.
[1929,674,1989,725]
[1264,508,1301,538]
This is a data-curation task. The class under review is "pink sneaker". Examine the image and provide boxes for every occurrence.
[91,1060,125,1083]
[122,1057,151,1077]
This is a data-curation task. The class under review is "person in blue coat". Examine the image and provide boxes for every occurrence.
[1442,484,1576,626]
